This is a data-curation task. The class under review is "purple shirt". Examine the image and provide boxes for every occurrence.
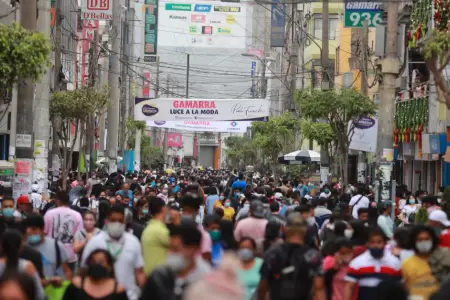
[44,206,83,263]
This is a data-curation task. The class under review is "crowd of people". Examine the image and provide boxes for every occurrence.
[0,168,450,300]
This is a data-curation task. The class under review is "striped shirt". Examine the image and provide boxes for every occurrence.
[345,250,402,300]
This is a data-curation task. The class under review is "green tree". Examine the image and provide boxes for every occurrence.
[50,87,109,191]
[126,120,164,168]
[297,88,376,184]
[224,135,257,168]
[0,22,50,90]
[252,113,301,183]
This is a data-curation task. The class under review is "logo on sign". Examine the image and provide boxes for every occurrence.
[194,4,212,12]
[154,121,166,126]
[87,0,110,10]
[169,15,187,20]
[354,117,375,129]
[209,20,221,24]
[230,121,238,127]
[225,15,236,25]
[189,25,198,33]
[191,14,205,23]
[217,27,231,34]
[142,104,159,116]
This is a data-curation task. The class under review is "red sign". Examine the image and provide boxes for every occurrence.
[191,15,206,23]
[81,20,99,86]
[87,0,110,10]
[143,72,150,98]
[168,133,183,148]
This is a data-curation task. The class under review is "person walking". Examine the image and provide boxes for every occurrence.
[237,237,263,300]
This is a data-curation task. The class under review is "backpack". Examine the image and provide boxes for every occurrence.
[315,214,331,228]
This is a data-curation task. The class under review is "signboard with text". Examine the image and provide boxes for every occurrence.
[81,0,112,20]
[135,98,269,121]
[344,1,383,27]
[158,1,248,49]
[271,0,286,47]
[81,20,99,86]
[142,0,158,58]
[146,120,252,132]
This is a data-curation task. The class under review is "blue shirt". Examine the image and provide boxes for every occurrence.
[206,195,220,215]
[232,180,247,192]
[211,242,223,267]
[116,190,134,205]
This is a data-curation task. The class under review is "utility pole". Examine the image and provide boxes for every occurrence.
[151,57,160,147]
[51,0,62,176]
[320,0,330,182]
[16,0,37,160]
[9,6,19,161]
[376,1,399,200]
[119,8,129,158]
[107,0,122,173]
[361,20,369,96]
[32,0,52,194]
[289,4,298,111]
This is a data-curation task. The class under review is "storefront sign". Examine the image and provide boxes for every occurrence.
[143,0,158,57]
[146,120,252,132]
[135,98,270,121]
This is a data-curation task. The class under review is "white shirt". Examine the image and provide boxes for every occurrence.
[81,231,145,300]
[319,192,331,198]
[349,194,370,219]
[401,204,420,223]
[30,192,42,210]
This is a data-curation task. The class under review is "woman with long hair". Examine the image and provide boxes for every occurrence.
[73,211,101,260]
[0,230,44,300]
[63,249,128,300]
[0,272,37,300]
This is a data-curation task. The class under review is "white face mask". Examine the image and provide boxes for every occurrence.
[162,189,168,195]
[344,229,354,239]
[107,222,125,238]
[416,240,433,253]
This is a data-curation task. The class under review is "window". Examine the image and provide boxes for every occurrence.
[313,15,339,40]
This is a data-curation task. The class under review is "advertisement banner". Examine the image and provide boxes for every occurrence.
[146,120,252,132]
[344,1,382,28]
[271,0,286,47]
[135,98,270,121]
[158,1,247,49]
[168,133,183,147]
[143,72,150,97]
[348,115,378,152]
[81,20,99,86]
[142,0,158,59]
[80,0,112,20]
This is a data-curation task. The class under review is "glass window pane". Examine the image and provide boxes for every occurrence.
[314,18,322,39]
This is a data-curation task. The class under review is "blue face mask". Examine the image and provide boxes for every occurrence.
[27,234,42,245]
[2,208,14,217]
[324,189,330,193]
[219,196,224,201]
[143,209,149,215]
[234,193,240,198]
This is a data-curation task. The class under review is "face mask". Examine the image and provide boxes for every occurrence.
[2,208,15,218]
[107,222,125,239]
[219,196,224,201]
[27,234,42,245]
[369,247,384,259]
[238,248,254,261]
[209,230,221,242]
[225,202,231,208]
[416,240,433,253]
[344,229,354,239]
[438,198,442,204]
[235,193,241,197]
[166,253,187,272]
[162,189,168,195]
[143,209,149,215]
[244,203,250,208]
[88,264,110,280]
[409,199,416,204]
[324,189,330,193]
[307,216,316,226]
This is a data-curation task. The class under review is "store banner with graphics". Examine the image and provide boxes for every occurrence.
[168,133,183,147]
[142,0,158,60]
[135,98,269,121]
[158,1,247,48]
[348,115,378,152]
[146,120,252,132]
[81,20,99,86]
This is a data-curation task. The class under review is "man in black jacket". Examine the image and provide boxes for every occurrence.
[140,220,211,300]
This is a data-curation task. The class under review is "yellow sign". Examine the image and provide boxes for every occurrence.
[132,81,137,97]
[225,15,235,25]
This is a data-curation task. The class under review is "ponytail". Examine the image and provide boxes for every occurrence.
[1,229,23,273]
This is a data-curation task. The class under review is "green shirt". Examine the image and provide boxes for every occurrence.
[238,258,263,300]
[141,219,169,275]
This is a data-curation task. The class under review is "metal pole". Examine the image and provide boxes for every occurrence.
[186,54,190,98]
[376,1,399,195]
[289,4,297,111]
[152,56,160,147]
[361,20,369,96]
[16,0,37,159]
[320,0,330,181]
[9,7,19,161]
[107,0,122,173]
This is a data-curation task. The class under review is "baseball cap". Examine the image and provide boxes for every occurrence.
[250,200,265,218]
[286,212,308,228]
[17,195,31,205]
[274,192,283,200]
[429,210,450,227]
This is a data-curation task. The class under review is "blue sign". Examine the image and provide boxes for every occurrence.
[430,134,441,154]
[194,4,211,12]
[271,0,286,47]
[251,61,256,98]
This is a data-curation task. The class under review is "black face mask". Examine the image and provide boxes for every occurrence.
[88,264,110,280]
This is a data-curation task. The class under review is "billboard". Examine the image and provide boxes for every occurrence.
[168,133,183,147]
[135,98,270,121]
[270,0,286,47]
[146,120,252,132]
[80,0,112,20]
[142,0,158,58]
[158,1,247,48]
[81,20,99,86]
